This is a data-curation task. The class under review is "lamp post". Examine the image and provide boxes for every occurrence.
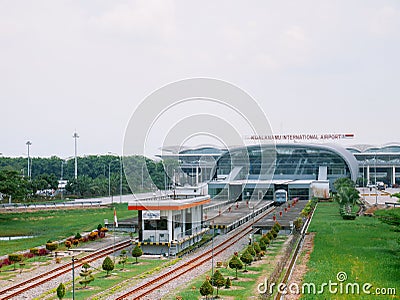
[73,131,79,179]
[26,141,32,179]
[108,162,111,200]
[72,256,77,300]
[108,152,122,203]
[211,220,214,293]
[141,163,144,190]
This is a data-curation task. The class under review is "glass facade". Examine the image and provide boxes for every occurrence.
[213,144,353,183]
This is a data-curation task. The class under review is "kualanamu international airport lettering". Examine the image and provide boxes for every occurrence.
[247,133,354,141]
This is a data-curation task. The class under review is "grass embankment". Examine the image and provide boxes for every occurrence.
[166,236,287,300]
[301,203,400,299]
[0,203,135,256]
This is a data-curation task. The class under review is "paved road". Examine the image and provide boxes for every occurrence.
[358,187,400,206]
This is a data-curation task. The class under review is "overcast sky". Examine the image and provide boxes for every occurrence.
[1,1,399,158]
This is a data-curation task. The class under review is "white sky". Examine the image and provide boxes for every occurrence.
[1,0,399,158]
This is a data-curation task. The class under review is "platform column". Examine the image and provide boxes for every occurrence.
[392,166,396,186]
[366,165,370,184]
[168,210,173,243]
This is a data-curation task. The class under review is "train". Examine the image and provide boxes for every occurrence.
[274,189,288,205]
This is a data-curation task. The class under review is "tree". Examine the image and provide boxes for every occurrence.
[199,279,213,299]
[334,178,359,218]
[211,270,225,298]
[56,283,66,299]
[79,262,94,288]
[228,254,243,279]
[240,250,253,271]
[225,277,232,289]
[0,169,31,200]
[102,256,114,276]
[246,245,256,257]
[253,242,262,259]
[261,235,270,247]
[118,250,128,270]
[259,239,267,251]
[131,245,143,264]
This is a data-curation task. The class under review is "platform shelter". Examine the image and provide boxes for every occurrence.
[128,195,210,255]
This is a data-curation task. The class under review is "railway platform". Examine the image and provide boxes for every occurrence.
[255,200,308,234]
[203,200,275,234]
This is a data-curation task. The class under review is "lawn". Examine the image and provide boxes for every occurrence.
[165,236,287,300]
[301,203,400,299]
[0,203,136,256]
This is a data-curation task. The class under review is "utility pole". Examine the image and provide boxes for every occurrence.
[26,141,32,179]
[73,131,79,179]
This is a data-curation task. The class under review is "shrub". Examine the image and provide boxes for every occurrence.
[228,254,243,279]
[259,239,267,251]
[23,252,34,259]
[30,248,39,255]
[56,283,66,299]
[79,262,94,287]
[225,277,232,288]
[46,242,58,253]
[294,217,303,230]
[240,250,253,271]
[199,280,213,299]
[1,258,11,267]
[247,245,256,257]
[72,239,79,246]
[211,269,225,297]
[38,248,49,256]
[102,256,114,276]
[64,240,72,249]
[97,224,103,231]
[118,250,128,270]
[74,232,82,240]
[8,254,23,270]
[132,245,143,264]
[88,231,98,241]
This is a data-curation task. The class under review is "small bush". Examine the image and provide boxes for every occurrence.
[88,231,98,241]
[30,248,39,255]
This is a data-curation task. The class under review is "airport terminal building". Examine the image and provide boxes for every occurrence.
[160,142,400,200]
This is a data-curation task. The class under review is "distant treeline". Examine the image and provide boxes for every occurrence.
[0,155,171,201]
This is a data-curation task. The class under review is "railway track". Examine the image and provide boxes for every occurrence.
[0,239,132,300]
[274,203,317,300]
[116,205,276,300]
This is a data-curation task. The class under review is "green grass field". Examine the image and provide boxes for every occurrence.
[0,203,136,256]
[301,203,400,300]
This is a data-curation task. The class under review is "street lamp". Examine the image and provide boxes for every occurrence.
[108,152,122,203]
[26,141,32,179]
[73,131,79,179]
[72,256,77,300]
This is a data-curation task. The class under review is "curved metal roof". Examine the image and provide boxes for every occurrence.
[347,142,400,153]
[216,143,359,181]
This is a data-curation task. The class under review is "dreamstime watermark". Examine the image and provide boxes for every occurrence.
[122,78,276,213]
[257,272,397,296]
